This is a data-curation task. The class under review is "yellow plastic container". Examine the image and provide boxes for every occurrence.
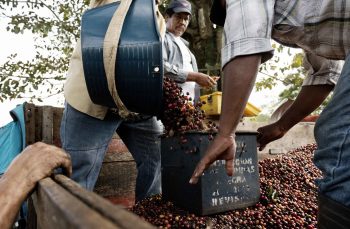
[200,92,222,116]
[244,101,262,117]
[200,92,261,117]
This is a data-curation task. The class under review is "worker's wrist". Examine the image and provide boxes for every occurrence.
[1,172,33,202]
[276,119,292,134]
[187,72,197,82]
[217,128,235,138]
[3,168,36,195]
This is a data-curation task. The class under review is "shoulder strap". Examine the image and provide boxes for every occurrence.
[103,0,134,118]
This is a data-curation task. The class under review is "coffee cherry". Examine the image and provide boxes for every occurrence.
[161,77,216,142]
[131,144,320,228]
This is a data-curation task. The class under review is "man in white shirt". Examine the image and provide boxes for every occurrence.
[163,0,218,102]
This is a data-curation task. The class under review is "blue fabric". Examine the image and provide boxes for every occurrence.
[314,54,350,207]
[60,103,163,201]
[0,104,25,174]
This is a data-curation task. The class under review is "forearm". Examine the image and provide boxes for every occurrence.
[219,55,262,136]
[186,72,198,82]
[277,84,333,131]
[0,142,72,228]
[0,173,33,229]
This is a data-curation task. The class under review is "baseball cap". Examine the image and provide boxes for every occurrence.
[166,0,192,15]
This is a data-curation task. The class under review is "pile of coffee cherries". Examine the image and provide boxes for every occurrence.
[161,77,218,137]
[131,144,321,228]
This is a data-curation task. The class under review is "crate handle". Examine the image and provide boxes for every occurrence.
[207,95,213,103]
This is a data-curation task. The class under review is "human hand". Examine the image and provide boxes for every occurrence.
[195,73,217,88]
[257,122,287,151]
[5,142,72,191]
[189,133,235,184]
[0,142,71,229]
[211,76,220,82]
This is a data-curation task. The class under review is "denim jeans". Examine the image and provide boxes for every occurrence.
[314,54,350,207]
[60,103,163,201]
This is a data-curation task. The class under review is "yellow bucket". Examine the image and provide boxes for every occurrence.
[200,92,261,117]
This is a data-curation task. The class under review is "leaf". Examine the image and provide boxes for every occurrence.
[1,0,88,101]
[291,53,304,68]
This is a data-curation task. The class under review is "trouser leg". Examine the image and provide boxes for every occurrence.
[117,117,163,201]
[314,54,350,206]
[318,193,350,229]
[60,104,121,191]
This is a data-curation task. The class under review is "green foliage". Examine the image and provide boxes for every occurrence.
[0,0,89,101]
[276,53,305,101]
[256,44,306,103]
[257,50,332,115]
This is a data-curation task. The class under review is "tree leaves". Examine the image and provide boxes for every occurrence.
[256,42,309,109]
[0,0,87,101]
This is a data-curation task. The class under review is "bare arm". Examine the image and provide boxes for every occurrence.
[0,142,71,229]
[257,84,333,150]
[275,84,332,131]
[163,52,217,87]
[190,54,261,183]
[187,72,218,87]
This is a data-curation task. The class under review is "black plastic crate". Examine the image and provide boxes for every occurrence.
[161,131,260,215]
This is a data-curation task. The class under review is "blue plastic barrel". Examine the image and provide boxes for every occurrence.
[81,0,163,116]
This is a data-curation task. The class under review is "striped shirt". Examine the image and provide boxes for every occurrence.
[302,52,343,86]
[222,0,348,85]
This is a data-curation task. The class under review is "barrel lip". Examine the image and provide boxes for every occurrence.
[236,130,259,135]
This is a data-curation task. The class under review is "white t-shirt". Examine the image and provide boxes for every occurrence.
[173,36,196,101]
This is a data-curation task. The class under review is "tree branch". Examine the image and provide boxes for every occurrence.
[1,0,63,23]
[37,0,62,23]
[19,90,63,100]
[258,71,287,84]
[0,74,63,81]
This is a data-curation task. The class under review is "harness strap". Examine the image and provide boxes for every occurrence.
[103,0,136,118]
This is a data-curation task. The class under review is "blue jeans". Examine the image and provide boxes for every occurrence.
[60,103,163,201]
[314,54,350,207]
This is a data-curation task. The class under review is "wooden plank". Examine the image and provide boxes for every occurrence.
[54,175,154,229]
[32,177,118,229]
[41,106,53,144]
[24,103,36,145]
[35,106,43,142]
[52,107,63,147]
[27,198,37,229]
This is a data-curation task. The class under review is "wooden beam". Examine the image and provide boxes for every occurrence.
[52,107,64,147]
[30,175,154,228]
[24,103,36,145]
[54,175,153,229]
[41,106,53,144]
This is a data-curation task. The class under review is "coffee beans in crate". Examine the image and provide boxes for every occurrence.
[131,144,320,228]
